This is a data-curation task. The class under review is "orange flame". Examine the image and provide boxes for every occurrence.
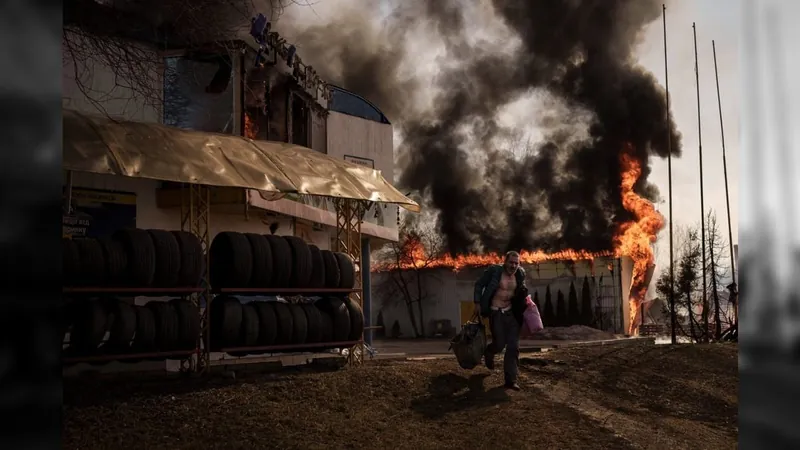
[374,143,664,335]
[614,144,665,334]
[244,112,259,140]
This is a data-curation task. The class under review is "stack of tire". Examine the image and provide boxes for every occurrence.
[209,232,356,289]
[209,296,364,355]
[63,297,200,364]
[63,228,205,288]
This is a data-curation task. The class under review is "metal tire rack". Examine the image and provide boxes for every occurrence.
[181,184,371,374]
[63,179,371,373]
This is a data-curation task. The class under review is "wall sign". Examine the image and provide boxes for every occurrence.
[62,187,137,238]
[343,154,375,169]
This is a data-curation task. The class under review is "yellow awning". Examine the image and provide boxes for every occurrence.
[62,109,420,212]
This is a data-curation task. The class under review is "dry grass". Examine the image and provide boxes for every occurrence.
[63,343,738,450]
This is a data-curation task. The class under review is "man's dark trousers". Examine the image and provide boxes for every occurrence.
[485,308,520,383]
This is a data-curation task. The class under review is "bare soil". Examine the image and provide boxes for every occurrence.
[525,325,622,341]
[63,343,738,450]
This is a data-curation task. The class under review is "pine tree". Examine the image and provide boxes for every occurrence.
[543,285,555,326]
[556,290,568,326]
[581,276,593,327]
[568,282,580,325]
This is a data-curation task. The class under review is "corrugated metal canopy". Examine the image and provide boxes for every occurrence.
[62,109,420,212]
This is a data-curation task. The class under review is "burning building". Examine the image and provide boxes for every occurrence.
[371,145,662,337]
[372,255,642,338]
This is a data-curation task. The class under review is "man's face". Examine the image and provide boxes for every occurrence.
[504,255,520,275]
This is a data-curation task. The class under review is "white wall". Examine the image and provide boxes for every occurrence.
[371,256,634,338]
[326,111,398,231]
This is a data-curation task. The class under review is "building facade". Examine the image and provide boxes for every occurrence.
[371,256,636,339]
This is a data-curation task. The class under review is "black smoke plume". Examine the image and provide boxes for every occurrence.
[288,0,682,255]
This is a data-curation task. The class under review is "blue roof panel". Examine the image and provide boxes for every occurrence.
[328,85,391,124]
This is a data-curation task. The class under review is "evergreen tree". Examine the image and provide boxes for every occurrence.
[556,290,568,326]
[568,282,580,325]
[581,276,594,326]
[543,285,555,326]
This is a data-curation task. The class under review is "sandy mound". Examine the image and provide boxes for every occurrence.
[525,325,621,341]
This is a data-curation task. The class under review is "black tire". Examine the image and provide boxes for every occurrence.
[315,297,351,342]
[63,239,80,286]
[209,295,243,349]
[334,252,356,289]
[169,298,200,350]
[308,245,325,289]
[284,236,313,288]
[171,231,205,287]
[301,303,322,344]
[74,238,106,286]
[147,229,182,288]
[245,233,273,288]
[105,298,137,350]
[317,310,334,344]
[210,232,253,289]
[229,303,259,356]
[253,301,278,346]
[272,301,294,345]
[132,305,157,351]
[264,235,292,288]
[70,299,108,354]
[288,303,308,345]
[98,237,128,286]
[113,229,157,287]
[146,301,179,351]
[343,297,365,341]
[321,250,340,289]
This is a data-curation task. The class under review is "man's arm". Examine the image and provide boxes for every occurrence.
[473,267,493,304]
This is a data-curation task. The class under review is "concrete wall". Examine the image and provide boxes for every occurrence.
[371,256,634,338]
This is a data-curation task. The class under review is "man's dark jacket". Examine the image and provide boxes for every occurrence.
[473,264,528,325]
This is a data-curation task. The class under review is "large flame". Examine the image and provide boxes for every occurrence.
[614,144,665,334]
[373,143,664,335]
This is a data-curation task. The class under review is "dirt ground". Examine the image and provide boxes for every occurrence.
[63,343,738,450]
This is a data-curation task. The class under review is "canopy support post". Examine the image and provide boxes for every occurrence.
[333,198,367,366]
[181,183,211,374]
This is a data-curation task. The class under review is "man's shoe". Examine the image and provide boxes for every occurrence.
[484,349,495,370]
[504,381,521,391]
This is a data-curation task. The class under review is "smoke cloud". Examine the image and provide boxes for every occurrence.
[284,0,682,255]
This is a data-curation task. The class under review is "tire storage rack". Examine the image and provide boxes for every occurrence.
[62,227,206,370]
[63,182,372,373]
[206,230,365,362]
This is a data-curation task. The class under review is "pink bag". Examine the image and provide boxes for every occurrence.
[522,295,544,335]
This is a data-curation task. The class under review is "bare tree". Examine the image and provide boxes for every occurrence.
[374,222,444,338]
[704,210,733,339]
[62,0,298,117]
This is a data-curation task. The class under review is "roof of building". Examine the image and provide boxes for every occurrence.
[328,85,391,125]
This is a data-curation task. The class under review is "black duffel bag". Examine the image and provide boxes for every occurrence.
[449,312,487,370]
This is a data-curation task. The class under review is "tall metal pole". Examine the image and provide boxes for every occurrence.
[663,4,677,345]
[712,40,738,327]
[693,23,709,342]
